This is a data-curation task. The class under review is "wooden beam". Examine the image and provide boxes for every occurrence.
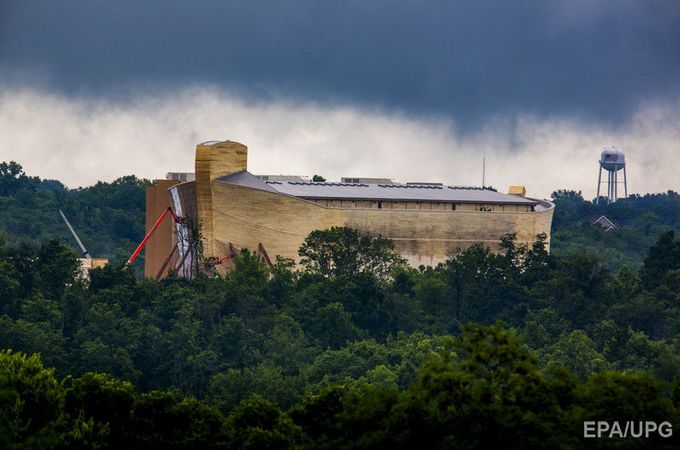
[155,243,178,280]
[258,243,274,269]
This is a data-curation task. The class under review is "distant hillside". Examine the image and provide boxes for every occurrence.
[1,161,678,274]
[550,189,680,272]
[0,161,148,269]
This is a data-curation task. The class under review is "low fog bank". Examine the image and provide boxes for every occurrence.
[0,86,678,200]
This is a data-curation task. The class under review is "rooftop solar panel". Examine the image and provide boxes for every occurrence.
[216,171,538,205]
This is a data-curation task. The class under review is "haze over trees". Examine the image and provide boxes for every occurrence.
[2,162,680,448]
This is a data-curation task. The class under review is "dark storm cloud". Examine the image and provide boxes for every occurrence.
[2,0,680,130]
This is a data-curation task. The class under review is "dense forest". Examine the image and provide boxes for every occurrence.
[3,160,680,272]
[550,189,680,272]
[0,161,148,269]
[3,161,680,448]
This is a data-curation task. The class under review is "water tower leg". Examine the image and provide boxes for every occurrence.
[613,170,618,202]
[607,171,612,203]
[596,166,602,204]
[623,165,628,198]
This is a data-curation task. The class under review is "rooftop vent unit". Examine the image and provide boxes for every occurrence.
[341,177,398,184]
[508,185,527,196]
[256,175,311,182]
[166,172,196,182]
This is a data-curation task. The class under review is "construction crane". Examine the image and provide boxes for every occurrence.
[127,207,269,279]
[127,206,203,279]
[59,209,109,275]
[59,209,91,258]
[127,207,179,266]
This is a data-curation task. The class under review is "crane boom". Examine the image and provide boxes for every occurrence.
[127,207,177,265]
[59,209,91,258]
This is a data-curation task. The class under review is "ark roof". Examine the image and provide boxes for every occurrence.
[216,170,538,205]
[216,170,278,193]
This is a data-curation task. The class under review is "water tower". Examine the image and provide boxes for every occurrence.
[596,147,627,204]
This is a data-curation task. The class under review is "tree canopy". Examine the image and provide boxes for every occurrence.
[2,162,680,447]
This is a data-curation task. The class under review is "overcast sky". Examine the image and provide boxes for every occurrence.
[1,0,679,198]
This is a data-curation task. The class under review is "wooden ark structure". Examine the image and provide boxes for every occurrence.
[145,140,554,278]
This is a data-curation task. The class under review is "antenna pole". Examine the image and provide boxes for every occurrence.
[482,148,486,188]
[596,164,602,205]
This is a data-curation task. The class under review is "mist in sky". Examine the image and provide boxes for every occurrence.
[1,86,678,199]
[1,0,679,196]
